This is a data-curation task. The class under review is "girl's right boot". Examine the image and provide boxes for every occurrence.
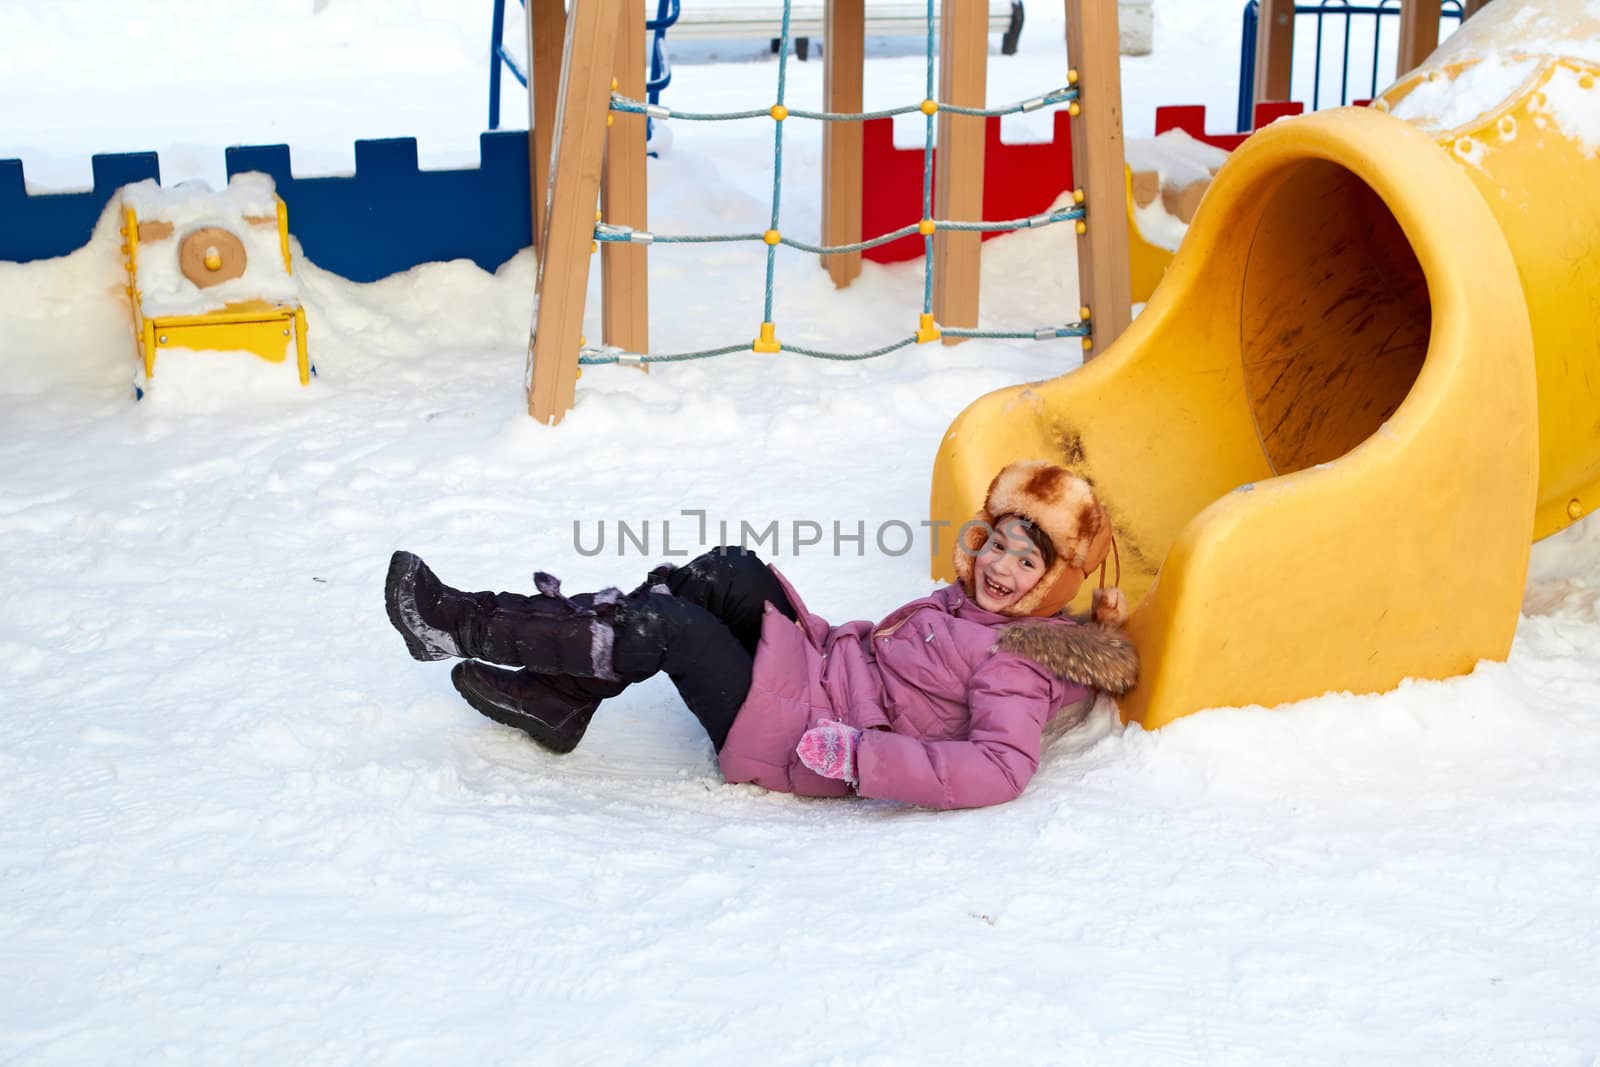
[449,662,626,754]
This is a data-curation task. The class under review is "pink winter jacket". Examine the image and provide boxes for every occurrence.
[717,567,1139,810]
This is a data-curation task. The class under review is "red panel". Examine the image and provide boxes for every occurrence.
[860,111,1075,265]
[1153,101,1305,151]
[859,102,1309,266]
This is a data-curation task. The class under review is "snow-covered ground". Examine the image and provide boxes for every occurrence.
[3,1,1599,1062]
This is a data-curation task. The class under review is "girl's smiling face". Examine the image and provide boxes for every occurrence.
[972,517,1047,613]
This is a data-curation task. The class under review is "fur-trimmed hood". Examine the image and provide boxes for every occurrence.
[996,618,1140,696]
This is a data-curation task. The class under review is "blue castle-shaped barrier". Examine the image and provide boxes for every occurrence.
[0,131,532,283]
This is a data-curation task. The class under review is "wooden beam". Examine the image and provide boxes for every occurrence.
[1065,0,1132,351]
[1461,0,1490,18]
[602,0,649,358]
[932,0,988,343]
[528,0,626,425]
[527,0,566,255]
[821,0,865,288]
[1397,0,1442,76]
[1253,0,1295,106]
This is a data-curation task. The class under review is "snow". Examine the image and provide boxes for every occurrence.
[1126,130,1227,251]
[4,0,1600,1062]
[1387,0,1600,149]
[123,174,301,319]
[1536,63,1600,155]
[1124,129,1228,190]
[1388,55,1544,131]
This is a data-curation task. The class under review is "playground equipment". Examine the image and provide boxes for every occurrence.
[930,0,1600,728]
[1236,0,1475,130]
[522,0,1132,424]
[489,0,680,133]
[121,174,310,387]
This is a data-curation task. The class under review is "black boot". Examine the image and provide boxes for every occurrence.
[386,551,467,661]
[450,661,626,754]
[385,551,625,677]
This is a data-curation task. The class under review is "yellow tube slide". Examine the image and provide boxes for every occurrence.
[1373,4,1600,538]
[931,107,1540,728]
[933,2,1600,727]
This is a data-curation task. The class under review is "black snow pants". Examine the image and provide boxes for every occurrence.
[613,547,798,750]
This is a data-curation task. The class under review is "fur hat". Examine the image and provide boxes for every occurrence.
[952,460,1118,619]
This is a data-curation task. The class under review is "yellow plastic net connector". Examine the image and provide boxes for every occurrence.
[592,240,599,254]
[763,229,781,246]
[918,218,936,236]
[770,104,788,121]
[916,312,941,343]
[611,77,619,91]
[1072,188,1086,205]
[1075,220,1088,235]
[920,98,939,116]
[1068,101,1082,117]
[1082,336,1093,351]
[1067,69,1079,85]
[753,321,780,353]
[1080,305,1092,321]
[607,114,614,127]
[596,209,604,221]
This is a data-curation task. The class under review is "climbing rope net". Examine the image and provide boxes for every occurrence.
[580,0,1093,366]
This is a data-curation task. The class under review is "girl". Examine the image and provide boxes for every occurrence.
[384,461,1137,810]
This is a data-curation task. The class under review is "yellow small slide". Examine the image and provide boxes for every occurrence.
[930,0,1600,728]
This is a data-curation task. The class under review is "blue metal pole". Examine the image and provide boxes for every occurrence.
[1237,1,1259,133]
[489,0,507,131]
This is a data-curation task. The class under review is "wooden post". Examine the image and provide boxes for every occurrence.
[1461,0,1490,18]
[1066,0,1132,350]
[602,0,649,358]
[527,0,627,425]
[527,0,567,254]
[1397,0,1442,76]
[932,0,988,343]
[1253,0,1295,105]
[821,0,865,288]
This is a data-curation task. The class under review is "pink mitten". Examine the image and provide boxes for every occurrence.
[796,719,863,784]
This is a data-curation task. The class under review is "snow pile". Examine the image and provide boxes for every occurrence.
[1124,129,1227,252]
[1124,128,1228,189]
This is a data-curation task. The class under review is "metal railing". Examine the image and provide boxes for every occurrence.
[1236,0,1463,131]
[489,0,678,132]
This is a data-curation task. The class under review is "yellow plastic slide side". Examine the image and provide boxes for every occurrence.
[1124,165,1173,306]
[930,107,1538,729]
[1378,41,1600,538]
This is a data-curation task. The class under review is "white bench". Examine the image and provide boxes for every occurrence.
[653,1,1028,57]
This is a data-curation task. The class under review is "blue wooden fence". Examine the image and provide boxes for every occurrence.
[0,130,533,283]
